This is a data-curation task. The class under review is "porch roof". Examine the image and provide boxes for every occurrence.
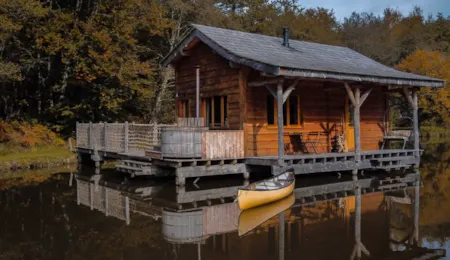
[162,24,445,88]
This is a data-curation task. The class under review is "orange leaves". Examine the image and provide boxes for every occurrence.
[397,50,450,125]
[0,120,64,148]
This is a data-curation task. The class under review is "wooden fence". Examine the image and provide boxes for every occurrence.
[76,122,173,153]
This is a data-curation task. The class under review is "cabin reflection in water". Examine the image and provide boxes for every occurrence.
[74,172,445,260]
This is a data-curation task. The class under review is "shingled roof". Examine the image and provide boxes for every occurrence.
[162,24,445,88]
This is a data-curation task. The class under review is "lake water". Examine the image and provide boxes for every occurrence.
[1,142,450,259]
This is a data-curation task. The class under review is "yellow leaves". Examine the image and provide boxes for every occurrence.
[397,50,450,125]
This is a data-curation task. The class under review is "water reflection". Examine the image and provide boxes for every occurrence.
[71,170,445,260]
[3,144,450,259]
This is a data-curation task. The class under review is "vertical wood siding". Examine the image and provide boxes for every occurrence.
[202,130,244,159]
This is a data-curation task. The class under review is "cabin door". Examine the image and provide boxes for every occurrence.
[344,97,355,150]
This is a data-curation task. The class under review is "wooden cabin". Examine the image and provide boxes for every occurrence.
[74,24,445,185]
[162,24,444,161]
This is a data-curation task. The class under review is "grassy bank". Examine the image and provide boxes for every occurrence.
[0,120,77,172]
[0,145,76,172]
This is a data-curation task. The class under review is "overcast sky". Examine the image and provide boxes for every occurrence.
[299,0,450,21]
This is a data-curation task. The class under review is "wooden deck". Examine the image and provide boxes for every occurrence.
[75,122,421,186]
[247,149,421,175]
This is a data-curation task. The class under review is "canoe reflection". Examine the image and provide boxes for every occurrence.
[238,193,295,236]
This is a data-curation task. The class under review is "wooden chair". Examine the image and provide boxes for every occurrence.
[305,132,327,153]
[381,129,412,149]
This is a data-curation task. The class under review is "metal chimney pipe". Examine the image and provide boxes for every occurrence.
[283,27,289,47]
[194,65,200,118]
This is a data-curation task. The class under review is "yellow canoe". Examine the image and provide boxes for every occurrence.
[238,193,295,236]
[237,171,295,210]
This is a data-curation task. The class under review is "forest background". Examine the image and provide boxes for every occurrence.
[0,0,449,148]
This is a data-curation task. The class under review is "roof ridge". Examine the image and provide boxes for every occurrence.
[191,23,351,50]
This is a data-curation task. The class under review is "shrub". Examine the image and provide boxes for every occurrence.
[0,120,65,148]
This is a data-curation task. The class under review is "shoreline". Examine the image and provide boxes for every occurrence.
[0,147,77,172]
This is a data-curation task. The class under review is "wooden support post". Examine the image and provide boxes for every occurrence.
[124,121,129,153]
[354,87,361,163]
[413,177,420,246]
[195,65,200,118]
[104,122,108,151]
[282,79,299,103]
[88,122,93,149]
[278,212,285,260]
[412,90,420,152]
[277,82,284,164]
[403,87,420,152]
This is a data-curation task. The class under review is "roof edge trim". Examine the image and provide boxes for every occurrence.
[279,68,445,88]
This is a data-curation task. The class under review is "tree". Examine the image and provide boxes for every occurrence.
[396,50,450,125]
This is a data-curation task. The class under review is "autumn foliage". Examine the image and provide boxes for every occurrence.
[397,50,450,125]
[0,120,65,148]
[0,1,449,133]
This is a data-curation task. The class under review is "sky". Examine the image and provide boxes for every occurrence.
[299,0,450,21]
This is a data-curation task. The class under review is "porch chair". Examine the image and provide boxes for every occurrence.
[305,132,328,153]
[381,114,413,150]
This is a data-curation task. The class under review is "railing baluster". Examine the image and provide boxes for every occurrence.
[124,121,129,153]
[104,122,108,151]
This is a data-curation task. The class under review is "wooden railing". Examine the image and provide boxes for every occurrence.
[76,122,173,153]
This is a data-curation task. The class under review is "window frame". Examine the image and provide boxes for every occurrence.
[267,95,303,128]
[201,96,228,128]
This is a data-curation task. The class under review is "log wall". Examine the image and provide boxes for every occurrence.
[174,42,386,157]
[245,83,386,156]
[175,43,241,129]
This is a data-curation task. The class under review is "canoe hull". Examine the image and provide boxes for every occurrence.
[237,175,295,210]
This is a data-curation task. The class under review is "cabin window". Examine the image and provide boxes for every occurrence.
[267,95,302,126]
[202,96,228,128]
[179,100,190,118]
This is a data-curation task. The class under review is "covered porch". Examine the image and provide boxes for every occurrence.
[244,75,423,175]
